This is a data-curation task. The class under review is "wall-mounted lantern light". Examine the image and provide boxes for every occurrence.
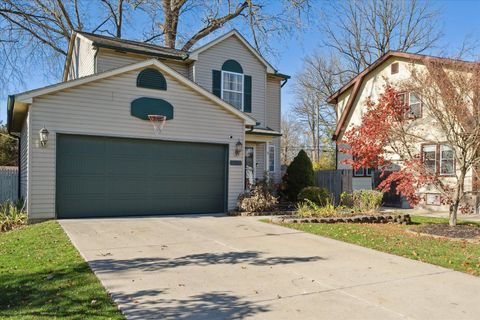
[235,140,243,156]
[39,126,49,147]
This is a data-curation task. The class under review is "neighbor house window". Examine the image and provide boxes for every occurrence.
[421,144,455,175]
[440,145,454,175]
[422,145,437,173]
[221,71,243,110]
[391,62,399,74]
[352,158,374,177]
[398,92,422,119]
[268,145,275,172]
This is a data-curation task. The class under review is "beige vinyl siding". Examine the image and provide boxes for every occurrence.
[266,78,281,131]
[20,113,29,199]
[28,68,244,219]
[68,36,95,80]
[96,49,189,78]
[194,36,266,125]
[265,78,281,182]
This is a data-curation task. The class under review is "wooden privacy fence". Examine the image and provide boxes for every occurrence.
[0,167,18,203]
[315,169,353,204]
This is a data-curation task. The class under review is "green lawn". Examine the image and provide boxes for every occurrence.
[277,216,480,276]
[0,221,124,320]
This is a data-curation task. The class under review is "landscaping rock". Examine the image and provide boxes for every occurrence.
[275,214,412,225]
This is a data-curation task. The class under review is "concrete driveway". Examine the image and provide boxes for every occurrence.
[60,216,480,320]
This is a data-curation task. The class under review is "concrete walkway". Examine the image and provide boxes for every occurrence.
[60,216,480,319]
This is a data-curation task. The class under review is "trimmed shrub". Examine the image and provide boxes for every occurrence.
[237,182,278,212]
[340,190,384,213]
[297,186,330,206]
[285,150,314,201]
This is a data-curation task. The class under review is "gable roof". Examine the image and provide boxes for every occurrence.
[9,59,257,132]
[77,31,189,60]
[329,50,479,140]
[190,29,285,77]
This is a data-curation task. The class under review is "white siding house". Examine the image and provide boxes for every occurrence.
[329,51,478,211]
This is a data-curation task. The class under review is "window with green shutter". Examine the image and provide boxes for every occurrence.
[212,59,252,113]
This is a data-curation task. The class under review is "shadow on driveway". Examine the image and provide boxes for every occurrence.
[90,251,324,273]
[114,290,270,320]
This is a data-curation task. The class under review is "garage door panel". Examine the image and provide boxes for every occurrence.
[58,155,106,175]
[56,134,227,218]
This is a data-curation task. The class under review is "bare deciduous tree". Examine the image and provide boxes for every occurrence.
[0,0,311,96]
[293,54,347,162]
[321,0,443,76]
[281,113,303,165]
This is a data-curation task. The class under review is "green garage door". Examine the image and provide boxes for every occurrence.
[56,134,228,218]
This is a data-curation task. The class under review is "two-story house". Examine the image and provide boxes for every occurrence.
[328,51,478,211]
[6,30,288,220]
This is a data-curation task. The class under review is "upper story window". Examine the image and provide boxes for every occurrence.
[398,92,422,119]
[212,59,252,113]
[421,144,454,175]
[222,71,244,110]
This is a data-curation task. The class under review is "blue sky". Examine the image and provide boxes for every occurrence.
[2,0,480,124]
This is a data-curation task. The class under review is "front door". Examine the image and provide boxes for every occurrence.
[245,146,255,189]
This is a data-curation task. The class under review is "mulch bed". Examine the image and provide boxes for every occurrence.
[415,223,480,240]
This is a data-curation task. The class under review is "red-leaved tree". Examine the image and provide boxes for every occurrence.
[339,59,480,226]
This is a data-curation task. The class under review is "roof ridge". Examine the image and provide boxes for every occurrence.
[76,30,189,54]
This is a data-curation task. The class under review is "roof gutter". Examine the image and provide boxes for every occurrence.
[92,42,189,61]
[62,31,77,82]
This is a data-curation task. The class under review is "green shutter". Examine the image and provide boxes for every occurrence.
[212,70,221,98]
[244,75,252,113]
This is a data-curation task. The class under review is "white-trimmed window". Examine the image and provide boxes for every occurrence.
[221,71,243,110]
[440,145,454,175]
[268,145,275,172]
[398,92,422,119]
[422,145,437,173]
[421,144,455,175]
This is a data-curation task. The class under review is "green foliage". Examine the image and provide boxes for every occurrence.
[297,186,330,206]
[0,221,124,319]
[237,181,278,212]
[340,190,384,213]
[0,200,27,232]
[0,122,18,166]
[285,150,315,201]
[312,153,335,170]
[296,199,340,217]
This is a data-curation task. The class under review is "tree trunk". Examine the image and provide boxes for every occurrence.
[449,168,467,226]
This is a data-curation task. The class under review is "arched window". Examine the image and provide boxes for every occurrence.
[136,68,167,90]
[222,60,243,73]
[212,60,251,112]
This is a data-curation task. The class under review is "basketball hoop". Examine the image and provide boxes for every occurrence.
[148,115,167,135]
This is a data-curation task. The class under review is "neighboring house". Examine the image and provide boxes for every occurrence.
[6,30,288,220]
[328,51,478,211]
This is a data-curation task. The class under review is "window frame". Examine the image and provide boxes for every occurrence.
[420,143,455,177]
[439,145,455,176]
[397,91,422,119]
[221,70,244,111]
[268,144,275,172]
[352,156,374,177]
